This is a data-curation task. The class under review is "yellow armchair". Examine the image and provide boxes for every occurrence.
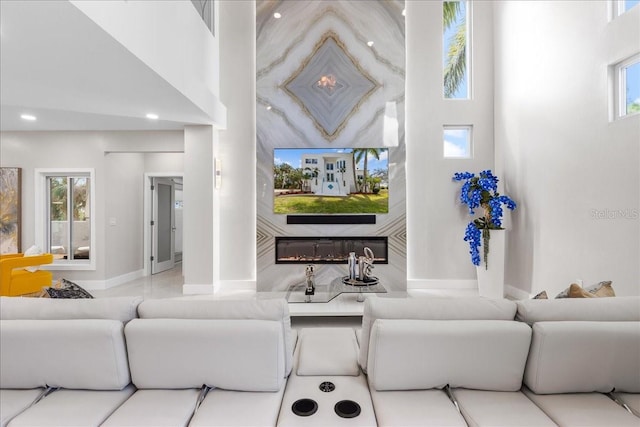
[0,253,54,296]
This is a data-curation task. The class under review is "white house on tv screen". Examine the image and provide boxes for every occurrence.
[300,152,361,196]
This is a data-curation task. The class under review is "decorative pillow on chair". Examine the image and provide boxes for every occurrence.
[23,245,43,272]
[45,279,94,299]
[532,291,548,299]
[556,281,615,298]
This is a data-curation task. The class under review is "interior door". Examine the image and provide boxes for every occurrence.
[151,178,175,274]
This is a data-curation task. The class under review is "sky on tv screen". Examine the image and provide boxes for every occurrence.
[274,148,388,171]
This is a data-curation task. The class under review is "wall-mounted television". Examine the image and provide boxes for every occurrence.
[273,148,389,214]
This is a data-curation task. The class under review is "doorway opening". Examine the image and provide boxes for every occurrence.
[144,173,183,276]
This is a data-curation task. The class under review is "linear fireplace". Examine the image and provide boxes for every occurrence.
[275,237,388,264]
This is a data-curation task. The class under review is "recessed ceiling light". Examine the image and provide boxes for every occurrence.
[266,105,272,110]
[20,114,36,121]
[146,113,159,120]
[402,9,406,16]
[367,41,374,47]
[273,12,282,19]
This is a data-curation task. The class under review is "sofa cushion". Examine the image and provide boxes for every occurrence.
[138,298,294,375]
[359,298,517,372]
[23,245,43,272]
[0,296,142,323]
[516,296,640,324]
[125,318,285,391]
[101,389,201,427]
[7,386,135,427]
[0,319,130,390]
[0,389,45,427]
[297,328,359,376]
[190,387,286,427]
[369,389,467,427]
[451,389,556,427]
[525,321,640,394]
[523,388,640,427]
[367,319,531,392]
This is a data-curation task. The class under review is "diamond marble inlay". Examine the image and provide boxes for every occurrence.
[283,31,381,140]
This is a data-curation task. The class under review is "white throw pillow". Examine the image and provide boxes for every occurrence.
[23,245,43,272]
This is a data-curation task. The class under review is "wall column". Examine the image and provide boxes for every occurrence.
[183,125,217,293]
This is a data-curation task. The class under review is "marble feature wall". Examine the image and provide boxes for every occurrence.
[256,0,406,292]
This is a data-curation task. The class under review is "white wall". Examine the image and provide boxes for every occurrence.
[494,1,640,297]
[144,153,184,173]
[1,132,108,283]
[406,1,495,286]
[104,152,144,278]
[183,125,216,291]
[0,131,185,287]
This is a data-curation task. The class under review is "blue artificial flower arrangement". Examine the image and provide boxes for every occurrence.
[453,170,517,269]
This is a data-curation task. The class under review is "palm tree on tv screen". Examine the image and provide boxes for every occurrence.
[353,148,387,193]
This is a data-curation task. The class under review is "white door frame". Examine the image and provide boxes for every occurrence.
[143,172,183,277]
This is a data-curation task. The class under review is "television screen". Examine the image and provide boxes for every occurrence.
[273,148,389,214]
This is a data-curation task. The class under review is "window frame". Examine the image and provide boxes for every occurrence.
[611,0,639,18]
[443,125,473,159]
[612,53,640,120]
[442,0,473,100]
[34,168,96,270]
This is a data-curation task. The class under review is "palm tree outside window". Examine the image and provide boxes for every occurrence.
[443,1,470,99]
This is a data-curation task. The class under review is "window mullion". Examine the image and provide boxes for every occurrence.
[67,177,73,261]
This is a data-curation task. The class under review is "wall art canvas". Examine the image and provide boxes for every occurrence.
[0,167,22,254]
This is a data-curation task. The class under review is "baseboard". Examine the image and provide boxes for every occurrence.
[214,280,257,293]
[408,279,477,289]
[183,284,214,295]
[74,269,144,291]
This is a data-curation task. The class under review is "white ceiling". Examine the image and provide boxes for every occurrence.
[0,0,214,131]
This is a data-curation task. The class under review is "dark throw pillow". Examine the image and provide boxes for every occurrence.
[46,278,94,299]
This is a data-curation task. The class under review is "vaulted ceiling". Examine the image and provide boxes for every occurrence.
[0,0,213,131]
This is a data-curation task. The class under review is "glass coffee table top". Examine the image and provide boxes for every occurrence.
[286,276,386,303]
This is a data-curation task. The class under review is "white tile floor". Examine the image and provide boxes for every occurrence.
[90,263,187,300]
[90,263,479,302]
[89,264,481,326]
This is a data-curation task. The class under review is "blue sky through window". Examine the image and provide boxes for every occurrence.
[625,61,640,114]
[274,148,388,173]
[443,127,471,158]
[625,0,639,12]
[443,0,468,99]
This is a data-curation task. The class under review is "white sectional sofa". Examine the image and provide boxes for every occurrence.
[516,297,640,427]
[359,298,554,427]
[356,296,640,427]
[0,296,142,427]
[0,297,294,427]
[1,295,638,427]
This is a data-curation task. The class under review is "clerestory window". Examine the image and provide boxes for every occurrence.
[443,0,471,99]
[612,0,639,17]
